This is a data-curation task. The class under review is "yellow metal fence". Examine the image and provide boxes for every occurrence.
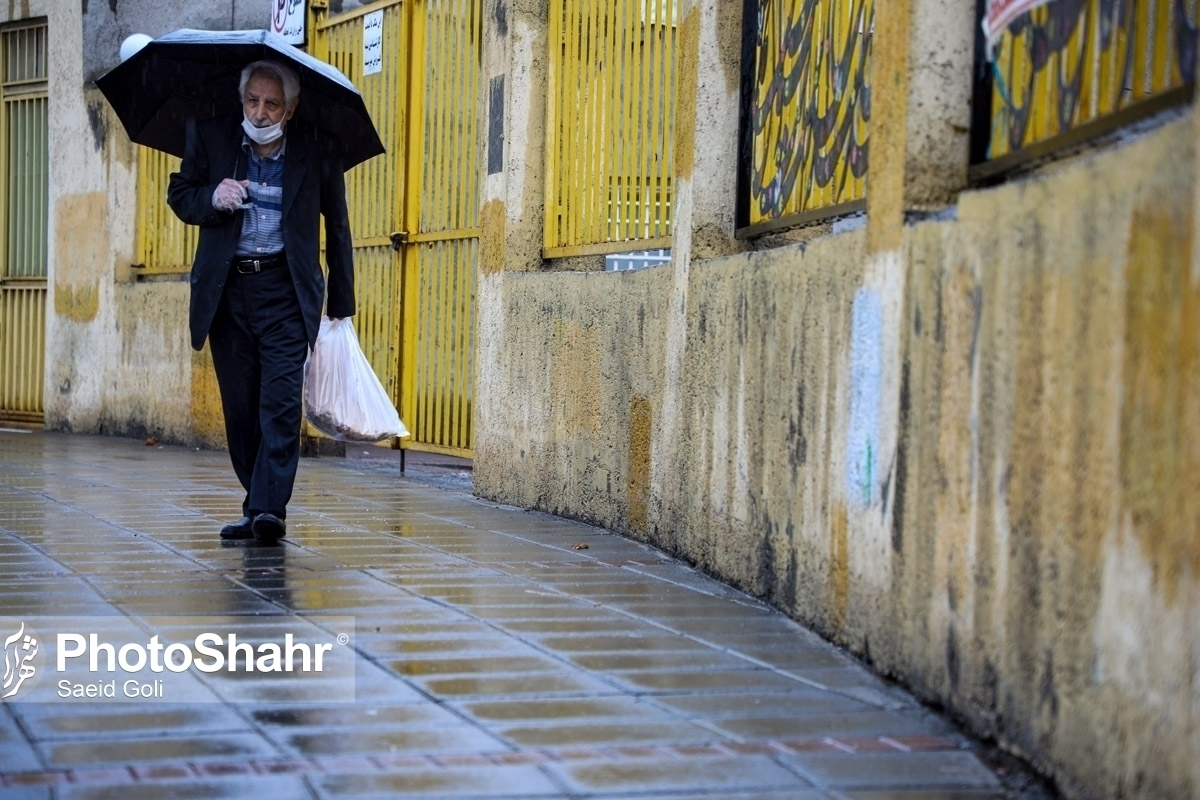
[135,148,194,273]
[402,0,480,454]
[128,0,480,458]
[545,0,678,256]
[0,284,43,418]
[986,0,1196,160]
[747,0,874,227]
[316,1,410,412]
[314,0,480,458]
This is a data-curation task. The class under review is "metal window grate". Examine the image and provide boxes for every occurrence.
[545,0,678,257]
[135,148,196,274]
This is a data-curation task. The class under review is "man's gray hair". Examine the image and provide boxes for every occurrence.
[239,60,301,108]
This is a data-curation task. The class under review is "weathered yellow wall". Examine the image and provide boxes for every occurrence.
[474,114,1200,799]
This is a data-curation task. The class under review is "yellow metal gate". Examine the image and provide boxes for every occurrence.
[0,20,47,425]
[313,0,479,458]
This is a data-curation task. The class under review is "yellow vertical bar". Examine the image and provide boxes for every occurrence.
[436,1,451,229]
[568,0,584,247]
[449,0,464,229]
[635,0,651,237]
[580,1,596,244]
[576,0,592,246]
[593,1,610,244]
[402,0,427,443]
[650,0,668,235]
[459,0,472,230]
[465,0,481,228]
[442,1,458,228]
[435,243,450,446]
[603,1,618,241]
[1132,0,1151,99]
[562,0,581,247]
[1153,0,1172,91]
[425,1,442,235]
[544,0,560,250]
[21,97,29,274]
[620,0,638,241]
[548,0,564,249]
[450,243,462,448]
[456,240,472,447]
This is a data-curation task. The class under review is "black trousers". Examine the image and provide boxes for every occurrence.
[207,264,308,519]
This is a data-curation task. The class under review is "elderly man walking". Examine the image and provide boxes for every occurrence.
[168,59,356,544]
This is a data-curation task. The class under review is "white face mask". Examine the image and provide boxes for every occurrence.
[242,115,285,146]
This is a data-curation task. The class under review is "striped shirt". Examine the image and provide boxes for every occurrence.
[234,136,286,256]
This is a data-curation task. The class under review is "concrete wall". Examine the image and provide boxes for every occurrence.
[32,0,276,444]
[476,0,1200,797]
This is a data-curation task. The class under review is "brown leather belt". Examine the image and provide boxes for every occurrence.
[232,253,286,274]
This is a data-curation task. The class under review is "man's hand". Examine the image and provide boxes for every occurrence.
[212,179,250,212]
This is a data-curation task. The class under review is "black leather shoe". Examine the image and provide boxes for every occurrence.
[219,516,254,540]
[252,512,286,544]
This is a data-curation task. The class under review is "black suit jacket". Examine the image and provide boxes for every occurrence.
[167,116,356,351]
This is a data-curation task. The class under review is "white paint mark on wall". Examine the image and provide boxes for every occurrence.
[846,286,883,507]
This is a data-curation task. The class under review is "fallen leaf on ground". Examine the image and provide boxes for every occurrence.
[572,543,589,550]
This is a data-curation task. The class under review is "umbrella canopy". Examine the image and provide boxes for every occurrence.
[96,28,385,170]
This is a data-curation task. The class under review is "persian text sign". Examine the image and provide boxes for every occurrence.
[363,11,384,75]
[983,0,1054,53]
[271,0,307,45]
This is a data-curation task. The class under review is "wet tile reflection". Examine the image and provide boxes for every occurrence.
[0,432,1018,797]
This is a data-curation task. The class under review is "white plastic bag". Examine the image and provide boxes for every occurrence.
[304,317,410,442]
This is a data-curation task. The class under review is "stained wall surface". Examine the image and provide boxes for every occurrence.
[474,1,1200,792]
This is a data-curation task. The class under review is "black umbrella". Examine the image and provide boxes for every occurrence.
[95,28,385,170]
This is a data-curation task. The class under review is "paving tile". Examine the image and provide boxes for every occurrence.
[312,764,562,798]
[607,667,815,693]
[547,754,812,794]
[0,709,42,773]
[13,703,252,740]
[388,654,568,678]
[420,672,619,698]
[535,633,701,653]
[459,696,667,723]
[39,733,280,767]
[652,688,875,717]
[497,719,721,747]
[250,704,452,729]
[279,726,504,757]
[782,751,1003,791]
[709,710,945,740]
[56,776,315,800]
[567,650,759,672]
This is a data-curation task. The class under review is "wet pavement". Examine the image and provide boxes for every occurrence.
[0,431,1043,799]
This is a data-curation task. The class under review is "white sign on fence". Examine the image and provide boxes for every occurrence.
[271,0,307,45]
[982,0,1053,54]
[364,11,384,75]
